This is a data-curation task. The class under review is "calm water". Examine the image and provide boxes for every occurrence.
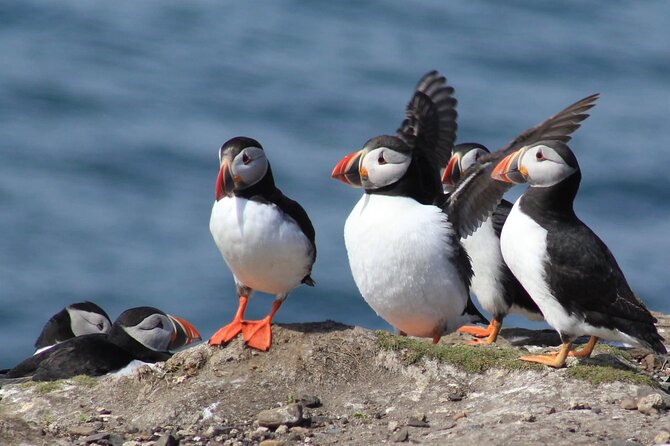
[1,1,669,366]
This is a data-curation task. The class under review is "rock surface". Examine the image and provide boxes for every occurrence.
[1,318,669,446]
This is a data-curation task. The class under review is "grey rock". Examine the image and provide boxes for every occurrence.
[257,404,303,429]
[274,425,289,435]
[154,433,179,446]
[521,412,536,422]
[82,432,110,443]
[654,431,670,445]
[297,395,321,408]
[69,425,98,437]
[620,399,637,410]
[387,420,399,432]
[637,393,665,415]
[390,427,409,443]
[407,416,429,428]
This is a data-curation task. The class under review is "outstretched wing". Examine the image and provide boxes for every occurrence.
[396,70,458,168]
[446,93,599,238]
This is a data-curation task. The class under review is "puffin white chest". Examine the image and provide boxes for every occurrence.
[500,199,573,328]
[461,217,506,315]
[210,196,312,295]
[344,194,468,337]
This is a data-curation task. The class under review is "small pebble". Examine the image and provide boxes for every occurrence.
[653,430,670,445]
[390,427,409,443]
[154,433,179,446]
[275,425,289,435]
[620,399,637,410]
[297,395,321,408]
[521,413,536,422]
[637,393,665,415]
[452,412,467,421]
[387,421,399,432]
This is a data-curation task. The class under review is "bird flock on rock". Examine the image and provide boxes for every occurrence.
[2,70,666,382]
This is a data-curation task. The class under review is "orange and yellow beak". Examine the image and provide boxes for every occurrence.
[215,160,236,201]
[441,153,461,186]
[168,315,202,350]
[491,149,528,184]
[331,150,364,187]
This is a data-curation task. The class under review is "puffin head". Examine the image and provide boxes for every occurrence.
[492,140,580,187]
[114,307,201,354]
[67,301,113,337]
[331,135,412,191]
[215,136,270,201]
[442,142,490,187]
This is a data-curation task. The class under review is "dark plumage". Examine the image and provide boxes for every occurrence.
[3,307,200,381]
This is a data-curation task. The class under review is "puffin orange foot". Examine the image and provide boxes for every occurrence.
[208,320,245,346]
[457,325,492,338]
[520,342,571,368]
[466,337,495,346]
[242,319,273,351]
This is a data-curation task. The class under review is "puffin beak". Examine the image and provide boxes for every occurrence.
[168,315,202,350]
[331,150,364,188]
[215,160,236,201]
[441,153,461,186]
[491,149,528,184]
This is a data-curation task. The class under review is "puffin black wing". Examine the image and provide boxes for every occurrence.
[6,334,134,381]
[259,188,317,286]
[547,223,666,354]
[446,93,599,239]
[396,70,458,172]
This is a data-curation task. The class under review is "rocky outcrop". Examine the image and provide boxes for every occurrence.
[1,318,668,446]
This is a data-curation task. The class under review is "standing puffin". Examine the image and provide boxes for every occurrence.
[331,71,487,343]
[208,136,316,351]
[443,143,543,344]
[34,301,112,354]
[490,140,667,367]
[4,307,201,381]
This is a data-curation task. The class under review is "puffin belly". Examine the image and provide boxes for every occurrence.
[344,195,468,337]
[461,217,507,316]
[210,197,312,295]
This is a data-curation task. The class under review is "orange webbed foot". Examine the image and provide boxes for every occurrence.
[242,319,273,351]
[519,342,571,368]
[457,324,492,338]
[208,320,245,346]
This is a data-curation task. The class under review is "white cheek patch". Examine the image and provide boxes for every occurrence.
[522,147,577,188]
[232,147,268,190]
[362,148,410,189]
[69,310,111,336]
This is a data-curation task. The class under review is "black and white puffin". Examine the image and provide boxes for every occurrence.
[34,301,112,354]
[331,71,487,343]
[208,136,316,351]
[442,143,543,344]
[490,140,667,367]
[4,307,201,381]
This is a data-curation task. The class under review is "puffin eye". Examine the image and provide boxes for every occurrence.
[96,322,104,330]
[156,320,164,330]
[535,150,545,161]
[242,152,250,165]
[378,152,387,165]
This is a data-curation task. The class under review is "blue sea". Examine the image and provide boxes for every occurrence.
[1,1,669,366]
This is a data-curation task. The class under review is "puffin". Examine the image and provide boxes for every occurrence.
[208,136,316,351]
[489,140,667,367]
[442,143,543,344]
[331,70,487,343]
[34,301,112,354]
[3,307,201,381]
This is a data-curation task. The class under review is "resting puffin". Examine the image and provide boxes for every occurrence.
[34,301,112,354]
[442,143,543,344]
[331,71,487,343]
[3,307,201,381]
[490,140,667,367]
[208,136,316,351]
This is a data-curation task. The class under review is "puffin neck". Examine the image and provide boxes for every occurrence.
[234,164,278,200]
[520,170,581,225]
